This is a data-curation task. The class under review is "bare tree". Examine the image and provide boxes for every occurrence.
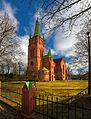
[73,31,88,67]
[71,20,91,68]
[36,0,91,32]
[68,20,91,94]
[68,29,88,77]
[0,12,23,66]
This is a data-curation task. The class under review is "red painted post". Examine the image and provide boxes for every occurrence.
[21,82,36,119]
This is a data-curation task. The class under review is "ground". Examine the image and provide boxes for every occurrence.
[1,80,88,103]
[0,80,90,119]
[0,100,21,119]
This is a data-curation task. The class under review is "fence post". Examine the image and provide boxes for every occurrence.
[21,81,36,119]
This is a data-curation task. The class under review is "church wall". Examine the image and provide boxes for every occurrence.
[60,58,67,80]
[28,35,46,79]
[36,36,45,69]
[43,58,55,81]
[28,36,45,69]
[28,38,37,77]
[54,62,62,80]
[40,71,49,81]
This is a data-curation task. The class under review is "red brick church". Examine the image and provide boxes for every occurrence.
[28,19,67,81]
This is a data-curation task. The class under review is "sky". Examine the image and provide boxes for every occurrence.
[0,0,86,67]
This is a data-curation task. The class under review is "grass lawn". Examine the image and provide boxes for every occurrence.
[36,80,88,101]
[1,80,88,107]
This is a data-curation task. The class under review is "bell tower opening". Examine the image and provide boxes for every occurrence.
[31,61,34,66]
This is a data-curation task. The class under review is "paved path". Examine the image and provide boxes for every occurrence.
[0,100,21,119]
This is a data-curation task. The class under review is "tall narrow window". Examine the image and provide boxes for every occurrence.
[31,61,34,66]
[54,67,55,73]
[63,65,64,74]
[40,49,43,57]
[52,75,53,81]
[31,49,35,57]
[32,49,35,57]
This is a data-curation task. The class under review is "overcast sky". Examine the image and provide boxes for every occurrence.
[0,0,88,65]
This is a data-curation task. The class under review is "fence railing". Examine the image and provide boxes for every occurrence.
[0,80,23,110]
[66,87,88,103]
[33,94,91,119]
[0,87,22,110]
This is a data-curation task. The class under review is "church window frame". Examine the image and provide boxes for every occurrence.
[32,49,35,57]
[31,48,35,57]
[40,49,43,57]
[63,65,64,74]
[31,61,34,66]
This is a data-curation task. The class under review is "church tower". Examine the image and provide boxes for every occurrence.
[28,18,46,79]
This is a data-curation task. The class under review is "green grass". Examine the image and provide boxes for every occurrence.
[1,80,89,119]
[36,80,88,97]
[1,80,88,107]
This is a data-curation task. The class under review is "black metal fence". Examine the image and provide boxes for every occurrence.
[33,94,91,119]
[0,81,22,110]
[0,81,91,119]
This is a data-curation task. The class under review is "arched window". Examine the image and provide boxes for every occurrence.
[63,65,64,74]
[40,49,43,57]
[54,67,55,73]
[31,49,35,57]
[52,75,54,80]
[31,61,34,66]
[32,49,35,56]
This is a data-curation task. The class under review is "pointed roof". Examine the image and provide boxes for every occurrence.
[54,57,64,63]
[54,58,62,63]
[47,49,52,58]
[41,67,49,71]
[34,18,41,36]
[26,81,33,91]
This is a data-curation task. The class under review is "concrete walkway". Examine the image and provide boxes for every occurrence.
[0,100,21,119]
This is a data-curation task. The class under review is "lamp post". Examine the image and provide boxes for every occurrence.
[87,32,91,95]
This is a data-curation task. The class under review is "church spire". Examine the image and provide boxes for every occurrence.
[47,49,52,58]
[34,18,41,36]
